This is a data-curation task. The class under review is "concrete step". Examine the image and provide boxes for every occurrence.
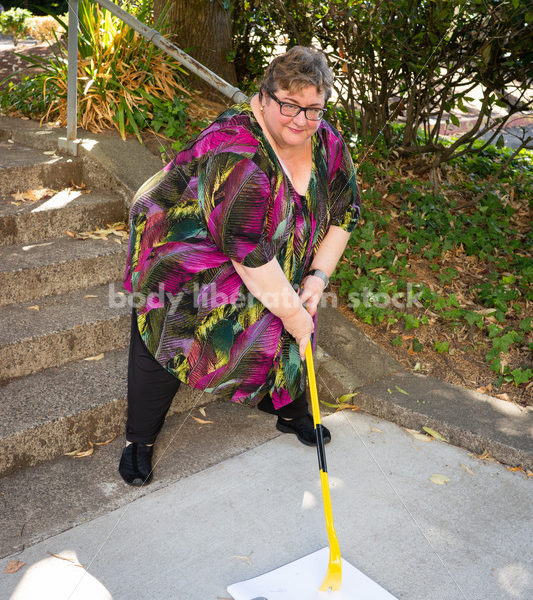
[0,400,277,558]
[0,236,127,306]
[0,140,82,193]
[0,348,210,478]
[0,189,126,247]
[0,281,131,381]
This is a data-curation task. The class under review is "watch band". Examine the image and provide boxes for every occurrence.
[307,268,329,289]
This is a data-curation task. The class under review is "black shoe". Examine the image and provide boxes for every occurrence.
[118,442,154,486]
[276,413,331,447]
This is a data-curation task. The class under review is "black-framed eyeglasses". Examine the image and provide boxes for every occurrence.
[268,91,325,121]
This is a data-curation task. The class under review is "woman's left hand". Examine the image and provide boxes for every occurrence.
[298,275,326,317]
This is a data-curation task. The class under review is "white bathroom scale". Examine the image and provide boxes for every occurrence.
[227,547,398,600]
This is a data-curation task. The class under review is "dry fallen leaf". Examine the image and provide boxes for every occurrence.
[430,474,450,485]
[370,427,383,433]
[461,463,474,475]
[496,393,511,402]
[423,427,449,442]
[23,241,54,251]
[72,222,129,242]
[47,553,85,568]
[232,555,252,566]
[506,466,525,473]
[199,407,207,417]
[74,445,95,458]
[192,416,214,424]
[65,441,94,458]
[84,294,98,299]
[23,189,37,202]
[93,434,117,446]
[11,191,25,203]
[84,353,104,361]
[26,305,40,311]
[10,188,53,205]
[476,451,494,461]
[335,403,360,412]
[4,560,25,574]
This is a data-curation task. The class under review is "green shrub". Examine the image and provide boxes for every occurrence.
[0,0,188,142]
[0,7,32,44]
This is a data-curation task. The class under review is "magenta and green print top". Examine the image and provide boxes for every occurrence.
[123,99,361,409]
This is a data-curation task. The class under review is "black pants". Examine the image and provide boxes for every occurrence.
[126,310,309,444]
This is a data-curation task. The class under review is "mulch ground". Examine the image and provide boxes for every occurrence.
[0,39,59,89]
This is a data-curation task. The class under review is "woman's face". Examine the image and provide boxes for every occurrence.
[261,85,326,152]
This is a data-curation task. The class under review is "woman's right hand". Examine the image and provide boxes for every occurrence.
[282,306,314,359]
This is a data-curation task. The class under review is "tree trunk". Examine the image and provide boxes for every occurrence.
[153,0,237,93]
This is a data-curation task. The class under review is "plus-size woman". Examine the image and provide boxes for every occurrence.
[119,46,361,486]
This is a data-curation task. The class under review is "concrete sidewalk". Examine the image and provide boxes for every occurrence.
[1,410,531,600]
[0,114,531,600]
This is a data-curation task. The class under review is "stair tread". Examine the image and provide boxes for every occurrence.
[0,280,130,346]
[0,141,71,169]
[0,188,123,219]
[0,348,128,439]
[0,235,127,273]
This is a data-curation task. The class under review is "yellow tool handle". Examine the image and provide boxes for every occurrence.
[305,342,321,427]
[305,341,343,591]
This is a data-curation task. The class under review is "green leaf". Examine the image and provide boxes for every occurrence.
[510,368,532,386]
[412,338,424,352]
[434,341,450,354]
[404,314,420,330]
[450,114,460,127]
[395,385,409,395]
[464,311,483,327]
[489,356,502,373]
[488,324,503,338]
[338,393,358,403]
[519,318,532,333]
[319,400,338,408]
[423,427,449,442]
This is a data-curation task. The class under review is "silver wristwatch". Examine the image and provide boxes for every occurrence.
[307,268,329,289]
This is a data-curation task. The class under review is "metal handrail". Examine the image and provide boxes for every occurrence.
[59,0,247,155]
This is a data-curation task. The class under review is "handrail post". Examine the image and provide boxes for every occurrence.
[94,0,247,104]
[58,0,80,156]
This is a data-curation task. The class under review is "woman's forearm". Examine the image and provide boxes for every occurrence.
[309,225,351,276]
[231,257,302,319]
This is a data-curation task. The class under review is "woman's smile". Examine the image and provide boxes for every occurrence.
[259,85,325,151]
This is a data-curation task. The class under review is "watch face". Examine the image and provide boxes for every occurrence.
[310,269,328,287]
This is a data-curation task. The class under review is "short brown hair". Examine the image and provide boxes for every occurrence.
[260,46,334,103]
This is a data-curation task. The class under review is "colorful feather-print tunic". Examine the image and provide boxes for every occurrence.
[124,99,360,410]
